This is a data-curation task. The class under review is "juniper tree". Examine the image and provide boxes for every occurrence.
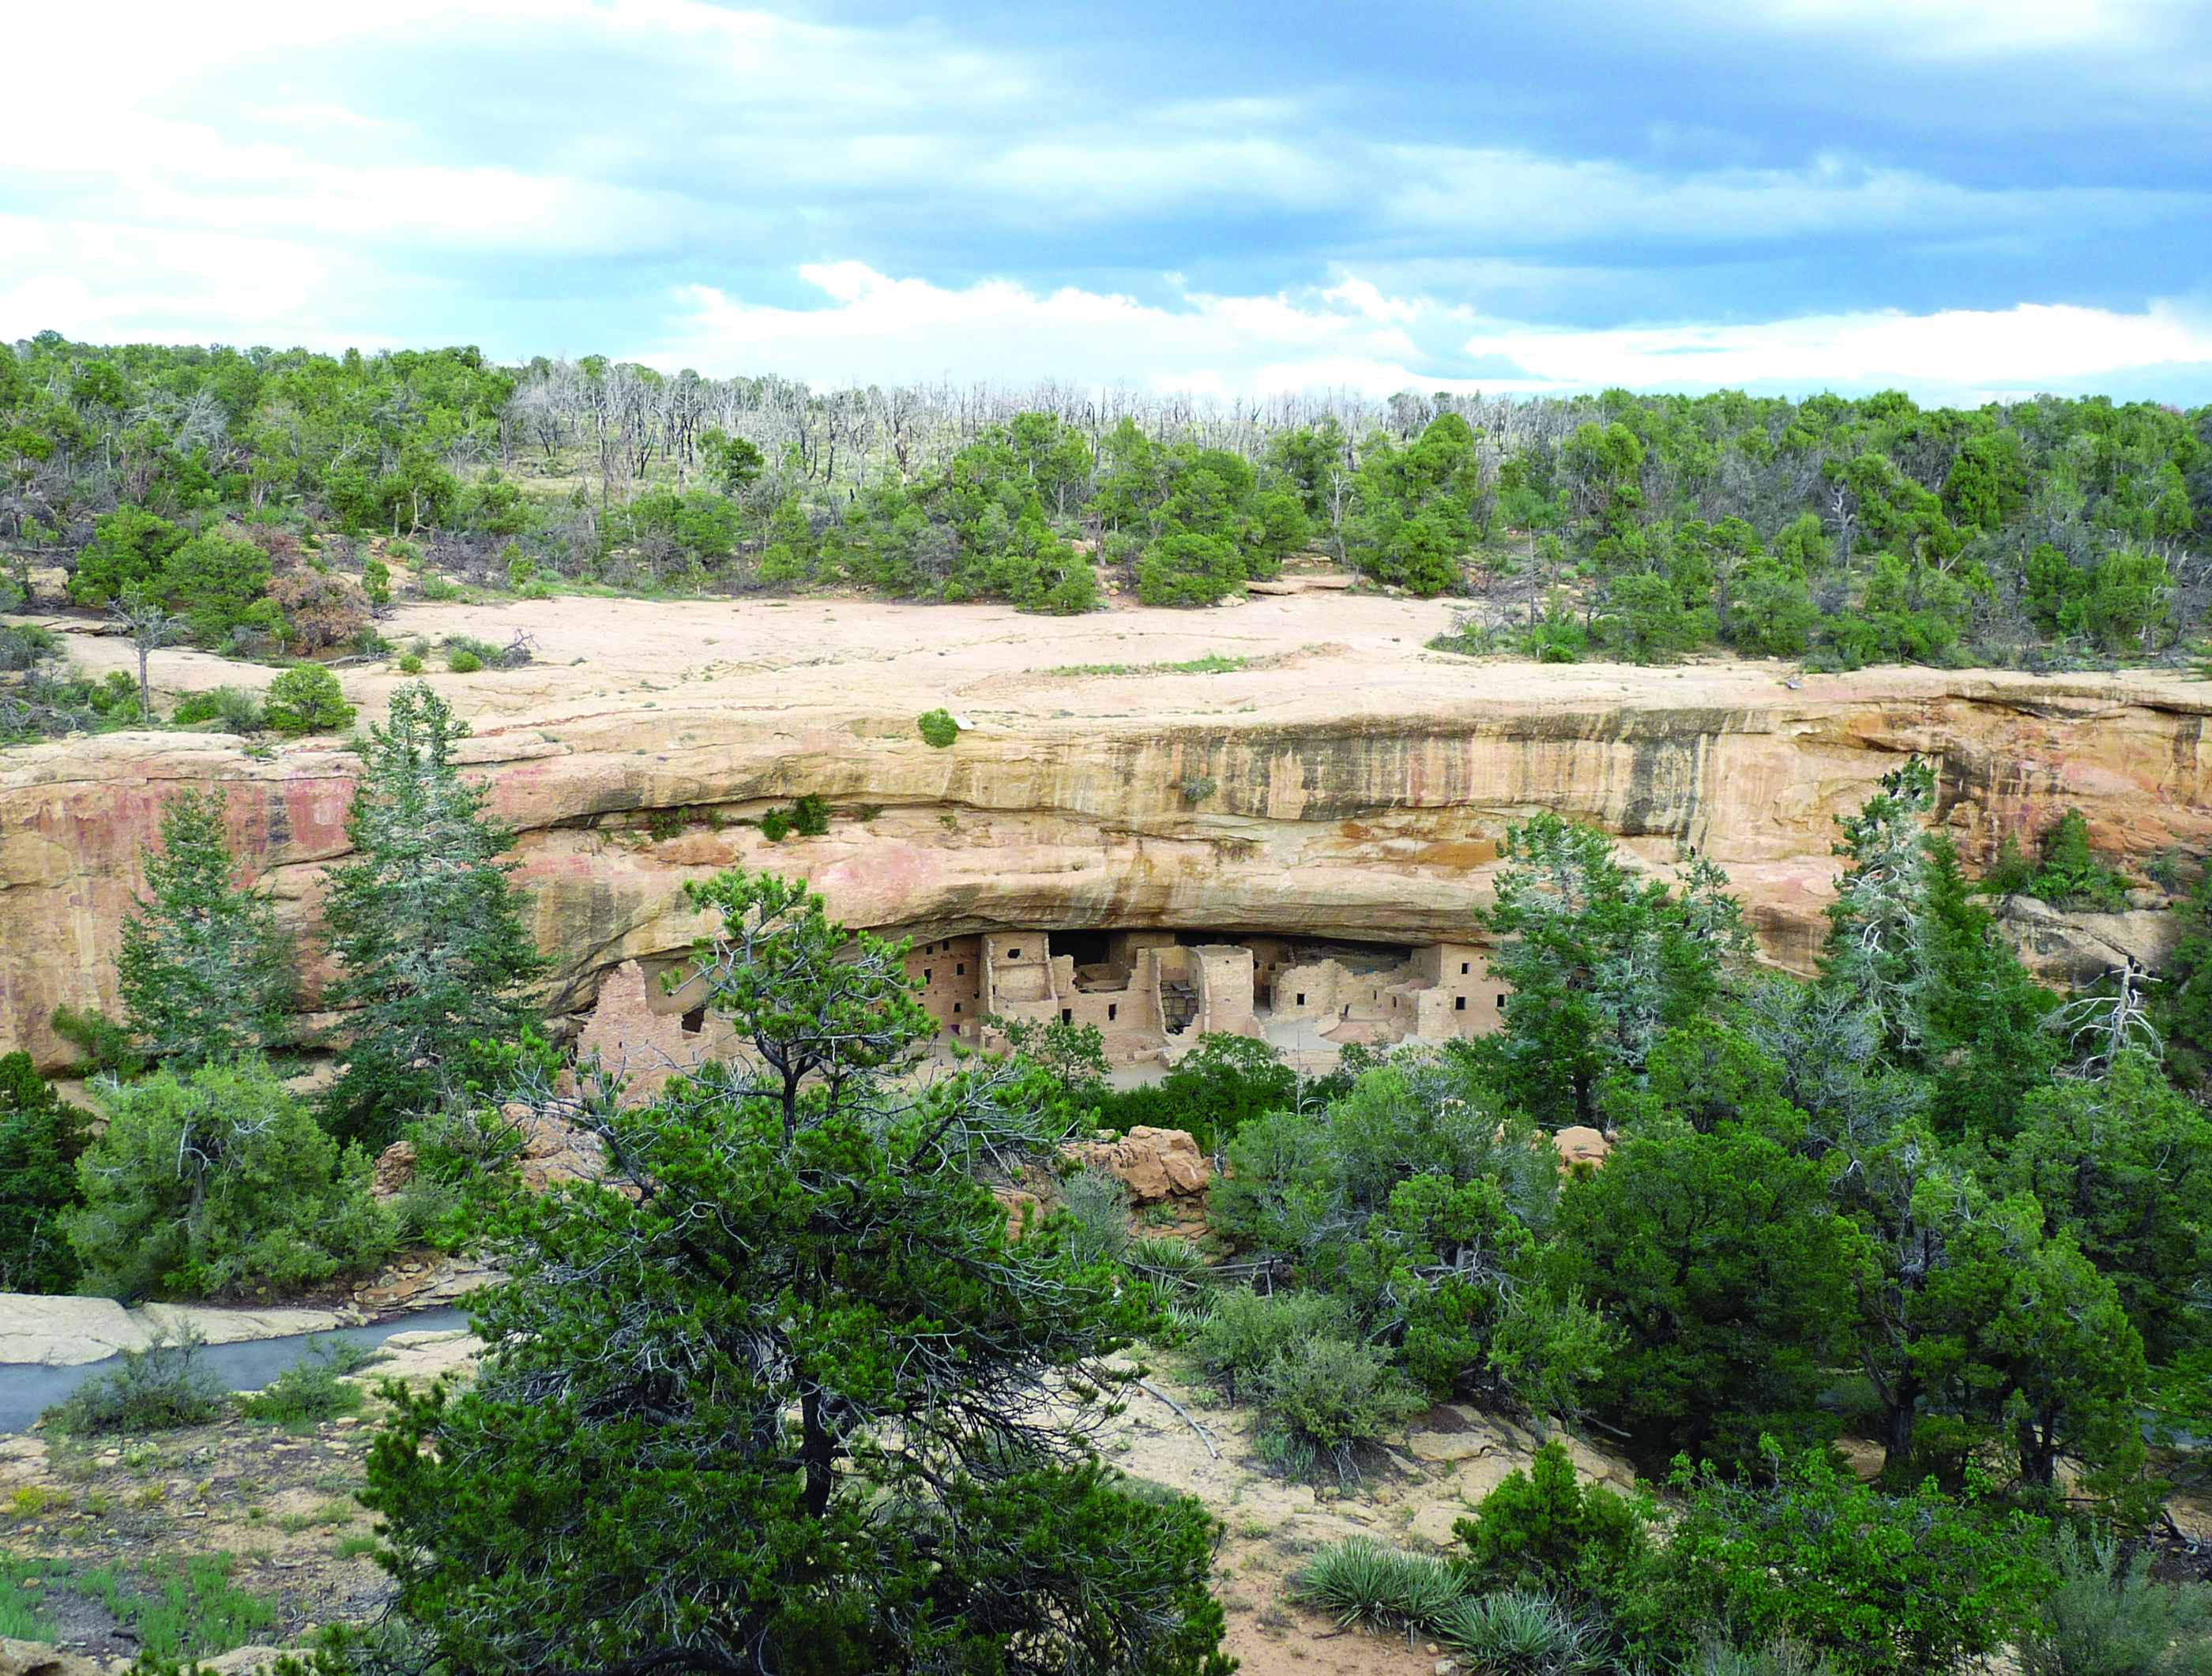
[116,786,296,1065]
[0,1052,92,1294]
[360,868,1231,1676]
[320,682,547,1148]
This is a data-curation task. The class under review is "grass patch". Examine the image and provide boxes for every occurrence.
[334,1535,381,1561]
[279,1499,358,1533]
[1050,653,1248,677]
[0,1559,70,1639]
[76,1553,277,1659]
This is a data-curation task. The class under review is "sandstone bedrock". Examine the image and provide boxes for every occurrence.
[6,591,2208,1073]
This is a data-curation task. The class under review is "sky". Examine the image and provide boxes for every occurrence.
[5,0,2210,404]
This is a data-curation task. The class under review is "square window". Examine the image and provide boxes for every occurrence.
[1461,961,1469,974]
[1455,996,1466,1011]
[1009,947,1021,960]
[954,1002,961,1013]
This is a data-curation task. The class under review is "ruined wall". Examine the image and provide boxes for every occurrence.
[6,665,2209,1073]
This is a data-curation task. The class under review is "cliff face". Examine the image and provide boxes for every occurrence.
[6,591,2208,1073]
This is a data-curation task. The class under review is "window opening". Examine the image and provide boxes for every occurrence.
[680,1005,706,1036]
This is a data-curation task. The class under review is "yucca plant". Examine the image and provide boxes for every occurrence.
[1436,1588,1609,1676]
[1291,1537,1469,1629]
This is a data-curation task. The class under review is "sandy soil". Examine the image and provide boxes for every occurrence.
[25,580,2196,748]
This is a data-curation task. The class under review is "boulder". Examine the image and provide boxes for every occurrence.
[0,1643,103,1676]
[1552,1126,1611,1170]
[1065,1127,1210,1203]
[372,1140,417,1198]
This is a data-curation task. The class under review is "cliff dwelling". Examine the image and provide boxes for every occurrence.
[579,926,1506,1092]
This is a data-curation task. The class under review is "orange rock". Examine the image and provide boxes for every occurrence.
[1065,1125,1211,1203]
[1552,1126,1610,1170]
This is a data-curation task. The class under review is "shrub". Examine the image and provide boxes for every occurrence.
[791,792,831,836]
[1196,1287,1349,1399]
[446,648,483,673]
[758,806,792,842]
[263,663,355,735]
[0,1052,92,1293]
[1058,1166,1131,1267]
[269,566,370,652]
[1434,1588,1611,1676]
[362,556,392,607]
[398,654,425,674]
[1452,1440,1650,1596]
[917,708,961,747]
[236,1337,384,1426]
[1622,1445,2057,1675]
[1292,1537,1469,1629]
[1253,1332,1426,1475]
[43,1335,228,1434]
[2022,1527,2212,1676]
[66,1056,393,1300]
[172,686,266,732]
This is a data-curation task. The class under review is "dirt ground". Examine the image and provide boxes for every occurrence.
[31,570,2180,749]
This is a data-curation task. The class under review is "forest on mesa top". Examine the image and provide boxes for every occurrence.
[2,330,2207,673]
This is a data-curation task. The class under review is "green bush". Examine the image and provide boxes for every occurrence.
[1253,1331,1426,1475]
[1622,1445,2057,1675]
[1196,1287,1349,1399]
[43,1336,228,1434]
[2023,1527,2212,1676]
[917,708,961,748]
[171,685,266,732]
[1058,1166,1131,1267]
[236,1336,384,1426]
[1452,1440,1650,1596]
[0,1051,92,1293]
[398,654,424,674]
[1292,1537,1469,1629]
[791,792,831,836]
[77,1551,277,1659]
[263,663,355,735]
[66,1056,393,1300]
[758,806,792,842]
[446,648,483,673]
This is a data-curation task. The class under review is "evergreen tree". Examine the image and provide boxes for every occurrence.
[0,1052,92,1294]
[116,786,296,1065]
[320,683,548,1148]
[359,869,1231,1676]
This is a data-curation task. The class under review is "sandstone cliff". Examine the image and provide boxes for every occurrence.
[6,592,2207,1071]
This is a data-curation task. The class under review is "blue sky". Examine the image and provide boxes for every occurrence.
[6,0,2210,401]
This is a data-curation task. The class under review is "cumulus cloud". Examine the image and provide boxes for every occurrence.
[656,264,2212,404]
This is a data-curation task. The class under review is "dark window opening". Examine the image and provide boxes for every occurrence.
[924,969,932,984]
[680,1005,706,1036]
[1296,993,1306,1006]
[956,962,965,975]
[1060,1009,1072,1025]
[1461,961,1470,974]
[1454,996,1466,1011]
[1108,1003,1117,1020]
[1497,994,1507,1008]
[1008,947,1021,960]
[954,1002,961,1014]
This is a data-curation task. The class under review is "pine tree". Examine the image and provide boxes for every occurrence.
[320,682,548,1148]
[116,785,295,1065]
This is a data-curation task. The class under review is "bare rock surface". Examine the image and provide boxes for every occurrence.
[0,1297,346,1367]
[1067,1126,1211,1203]
[9,592,2209,1073]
